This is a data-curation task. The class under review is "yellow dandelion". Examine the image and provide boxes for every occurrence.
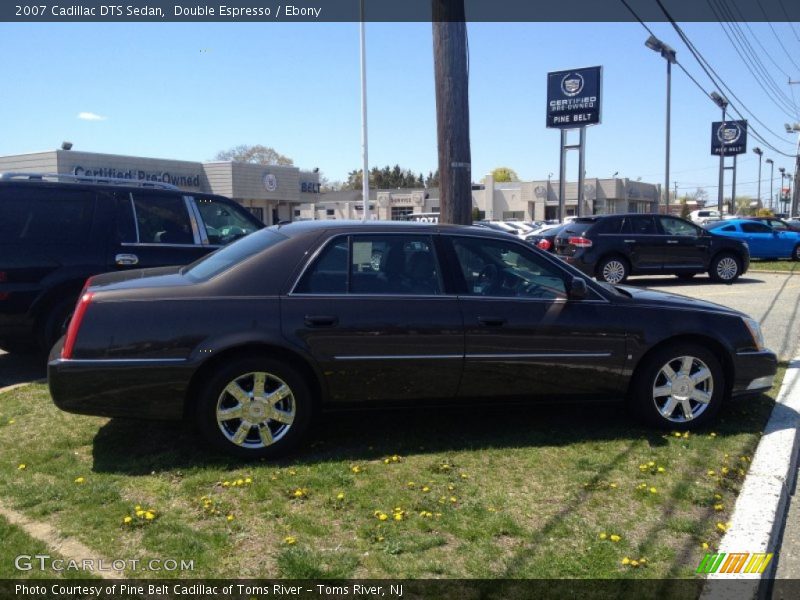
[450,496,457,503]
[8,419,15,424]
[673,432,682,438]
[702,542,709,550]
[394,513,403,521]
[639,558,647,565]
[422,486,430,493]
[610,483,618,488]
[289,469,297,475]
[135,505,142,510]
[135,509,145,517]
[407,481,415,488]
[144,511,155,520]
[226,514,234,522]
[383,458,390,464]
[649,487,658,494]
[245,477,252,484]
[376,536,384,542]
[648,461,655,467]
[657,467,665,473]
[378,513,388,522]
[284,536,296,545]
[709,432,717,438]
[460,473,469,479]
[336,492,345,500]
[622,557,630,565]
[682,431,690,438]
[714,494,722,500]
[610,534,621,542]
[236,478,244,486]
[716,522,728,533]
[721,467,729,475]
[17,464,26,470]
[599,532,608,540]
[123,516,132,524]
[74,476,85,484]
[222,481,231,487]
[391,455,400,462]
[487,507,497,513]
[707,470,716,476]
[351,466,361,474]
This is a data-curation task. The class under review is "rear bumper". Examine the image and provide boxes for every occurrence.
[48,342,194,420]
[731,349,778,397]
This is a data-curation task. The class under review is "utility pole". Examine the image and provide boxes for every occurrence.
[432,0,472,225]
[673,181,678,211]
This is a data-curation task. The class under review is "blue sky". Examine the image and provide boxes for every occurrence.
[1,20,799,200]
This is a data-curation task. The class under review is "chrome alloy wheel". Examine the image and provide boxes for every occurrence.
[715,256,738,281]
[216,371,296,448]
[652,355,714,423]
[601,260,626,284]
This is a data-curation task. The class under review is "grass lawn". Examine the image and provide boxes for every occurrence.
[0,366,786,580]
[748,260,800,273]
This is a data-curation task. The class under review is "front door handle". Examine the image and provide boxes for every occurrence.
[477,316,506,327]
[304,315,339,327]
[115,253,139,266]
[623,239,636,244]
[666,240,679,244]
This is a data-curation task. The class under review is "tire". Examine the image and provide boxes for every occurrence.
[36,295,78,355]
[630,343,724,430]
[597,256,629,284]
[708,253,741,283]
[793,244,800,262]
[195,357,314,459]
[676,273,696,280]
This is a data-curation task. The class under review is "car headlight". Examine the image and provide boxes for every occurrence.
[742,317,765,351]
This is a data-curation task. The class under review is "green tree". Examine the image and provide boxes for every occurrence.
[491,167,519,182]
[214,144,294,166]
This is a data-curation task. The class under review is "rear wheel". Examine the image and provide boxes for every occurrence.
[597,256,629,284]
[708,253,741,283]
[195,357,313,459]
[36,296,78,355]
[631,343,724,430]
[793,244,800,262]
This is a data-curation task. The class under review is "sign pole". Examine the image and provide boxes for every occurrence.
[717,106,726,213]
[577,127,586,217]
[559,129,567,222]
[732,154,737,212]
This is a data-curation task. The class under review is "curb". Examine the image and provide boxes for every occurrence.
[702,358,800,599]
[0,378,46,395]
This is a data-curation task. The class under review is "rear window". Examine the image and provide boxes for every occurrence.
[0,185,94,244]
[183,228,288,281]
[559,221,596,237]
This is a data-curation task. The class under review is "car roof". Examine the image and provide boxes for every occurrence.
[271,219,516,239]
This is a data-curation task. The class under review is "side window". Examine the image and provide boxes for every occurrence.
[741,222,772,234]
[721,225,737,232]
[451,236,567,300]
[350,235,441,295]
[660,217,699,236]
[194,196,261,245]
[0,186,93,244]
[131,193,194,245]
[295,239,348,294]
[629,216,657,234]
[767,220,788,231]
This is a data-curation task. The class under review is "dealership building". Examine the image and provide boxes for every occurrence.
[296,173,661,221]
[0,149,321,225]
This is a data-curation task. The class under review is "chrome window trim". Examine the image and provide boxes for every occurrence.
[184,196,204,245]
[120,242,203,248]
[128,192,140,244]
[332,352,613,361]
[59,358,187,364]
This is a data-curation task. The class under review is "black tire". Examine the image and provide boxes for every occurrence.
[36,295,78,355]
[792,244,800,262]
[676,273,696,280]
[195,356,314,459]
[596,256,629,284]
[630,343,724,430]
[708,253,742,283]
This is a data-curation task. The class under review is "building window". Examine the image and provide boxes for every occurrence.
[502,211,524,220]
[432,207,440,213]
[355,204,375,211]
[247,207,264,222]
[294,209,301,217]
[391,207,414,220]
[326,209,335,216]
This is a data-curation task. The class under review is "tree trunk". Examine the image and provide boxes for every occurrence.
[432,1,472,225]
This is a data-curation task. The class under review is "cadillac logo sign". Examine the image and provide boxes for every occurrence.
[561,73,584,97]
[263,173,278,192]
[547,66,602,129]
[711,120,747,155]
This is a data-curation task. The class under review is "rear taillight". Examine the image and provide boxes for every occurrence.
[537,239,552,251]
[61,292,94,359]
[568,236,593,248]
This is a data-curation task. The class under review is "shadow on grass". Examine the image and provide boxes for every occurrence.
[90,391,776,476]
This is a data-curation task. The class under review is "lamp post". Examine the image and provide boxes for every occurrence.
[785,122,800,217]
[645,35,677,214]
[765,158,774,211]
[779,167,786,213]
[710,92,728,213]
[359,0,369,221]
[752,147,763,209]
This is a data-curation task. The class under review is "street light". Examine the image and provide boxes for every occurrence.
[645,35,677,213]
[765,158,774,211]
[785,122,800,217]
[752,147,763,208]
[711,92,728,212]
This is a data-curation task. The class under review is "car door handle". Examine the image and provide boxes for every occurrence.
[304,315,339,327]
[623,239,636,244]
[666,240,679,244]
[477,316,506,327]
[115,253,139,266]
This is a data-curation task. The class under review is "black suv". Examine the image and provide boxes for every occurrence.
[0,173,263,352]
[554,213,750,284]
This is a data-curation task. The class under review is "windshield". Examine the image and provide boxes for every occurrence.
[183,229,288,281]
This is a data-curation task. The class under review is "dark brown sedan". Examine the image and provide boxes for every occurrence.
[49,221,776,458]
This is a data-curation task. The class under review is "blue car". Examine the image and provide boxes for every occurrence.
[707,219,800,260]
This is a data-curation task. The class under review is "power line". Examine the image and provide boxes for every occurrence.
[756,0,800,73]
[777,0,800,45]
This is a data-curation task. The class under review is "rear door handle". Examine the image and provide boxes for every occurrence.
[477,316,506,327]
[115,253,139,266]
[623,239,636,244]
[666,240,679,244]
[304,315,338,327]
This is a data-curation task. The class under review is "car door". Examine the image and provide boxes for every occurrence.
[444,235,628,400]
[658,216,710,270]
[620,215,664,272]
[281,232,464,403]
[739,221,776,258]
[108,190,209,270]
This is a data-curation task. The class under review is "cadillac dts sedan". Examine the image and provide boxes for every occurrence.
[48,221,777,458]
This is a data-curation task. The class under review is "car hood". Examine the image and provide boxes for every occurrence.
[614,285,744,317]
[88,266,189,291]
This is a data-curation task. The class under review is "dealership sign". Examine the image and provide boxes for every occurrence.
[546,66,602,128]
[711,120,748,155]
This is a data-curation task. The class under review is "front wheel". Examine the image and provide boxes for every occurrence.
[709,253,741,283]
[195,357,313,459]
[597,256,629,284]
[793,244,800,262]
[631,343,724,430]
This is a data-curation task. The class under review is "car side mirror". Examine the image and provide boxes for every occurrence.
[568,277,588,300]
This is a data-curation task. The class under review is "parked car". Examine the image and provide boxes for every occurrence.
[48,221,776,458]
[0,172,264,352]
[689,209,722,225]
[554,214,750,284]
[743,216,800,233]
[524,223,567,252]
[705,219,800,261]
